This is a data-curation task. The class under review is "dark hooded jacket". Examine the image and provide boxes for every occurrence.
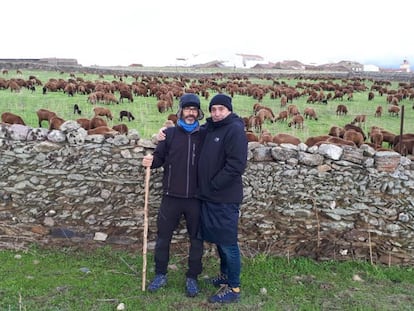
[197,113,248,203]
[151,125,205,198]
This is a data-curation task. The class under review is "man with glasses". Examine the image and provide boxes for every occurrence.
[142,93,205,297]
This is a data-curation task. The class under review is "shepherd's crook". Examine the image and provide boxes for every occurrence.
[142,164,151,291]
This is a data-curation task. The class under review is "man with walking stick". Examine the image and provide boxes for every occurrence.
[141,93,205,297]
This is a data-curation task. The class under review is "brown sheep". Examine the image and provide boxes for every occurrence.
[287,104,299,116]
[36,108,57,128]
[157,100,173,113]
[368,91,375,101]
[167,114,178,125]
[280,95,287,107]
[112,124,128,134]
[256,108,275,123]
[258,129,273,144]
[93,106,113,120]
[316,136,356,147]
[245,131,259,142]
[328,126,345,138]
[336,104,348,115]
[374,106,382,117]
[288,115,304,129]
[393,137,414,155]
[272,133,301,145]
[351,114,366,127]
[104,93,120,104]
[303,107,318,120]
[369,127,384,149]
[248,115,262,132]
[388,105,400,116]
[90,116,107,129]
[119,89,134,103]
[88,126,119,137]
[305,135,331,147]
[49,116,65,130]
[76,118,91,130]
[275,110,288,122]
[343,129,364,147]
[1,112,26,125]
[344,124,367,141]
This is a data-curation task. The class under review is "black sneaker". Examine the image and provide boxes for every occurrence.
[147,274,167,292]
[208,285,240,303]
[185,277,199,297]
[208,273,228,287]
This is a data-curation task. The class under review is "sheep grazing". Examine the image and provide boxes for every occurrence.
[336,104,348,115]
[305,135,331,147]
[344,124,366,141]
[157,100,173,113]
[328,126,345,138]
[272,133,301,145]
[388,105,400,117]
[369,127,384,149]
[119,110,135,122]
[76,118,91,130]
[93,106,113,120]
[245,130,259,142]
[1,112,26,125]
[343,129,365,147]
[36,108,57,128]
[49,116,65,130]
[73,104,82,115]
[259,129,273,145]
[112,124,128,134]
[351,114,366,127]
[256,108,275,123]
[303,107,318,120]
[167,114,178,125]
[90,116,107,129]
[88,126,118,137]
[374,106,382,117]
[119,89,134,103]
[288,115,304,129]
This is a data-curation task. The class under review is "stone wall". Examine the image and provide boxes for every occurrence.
[1,122,414,265]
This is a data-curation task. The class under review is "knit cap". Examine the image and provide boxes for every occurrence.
[209,94,232,112]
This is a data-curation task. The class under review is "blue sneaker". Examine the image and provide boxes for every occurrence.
[208,285,240,303]
[147,274,167,292]
[185,278,199,297]
[208,273,228,287]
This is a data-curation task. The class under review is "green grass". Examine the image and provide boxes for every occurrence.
[1,246,414,310]
[1,69,413,142]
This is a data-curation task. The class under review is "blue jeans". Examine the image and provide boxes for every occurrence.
[217,243,241,288]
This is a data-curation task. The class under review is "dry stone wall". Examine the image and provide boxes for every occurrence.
[1,122,414,265]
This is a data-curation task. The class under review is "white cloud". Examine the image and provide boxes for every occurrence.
[1,0,412,67]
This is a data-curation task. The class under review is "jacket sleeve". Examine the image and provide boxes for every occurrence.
[211,124,247,190]
[150,128,173,168]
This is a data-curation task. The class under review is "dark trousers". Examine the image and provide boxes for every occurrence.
[154,196,203,279]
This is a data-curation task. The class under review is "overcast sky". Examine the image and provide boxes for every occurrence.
[2,0,411,67]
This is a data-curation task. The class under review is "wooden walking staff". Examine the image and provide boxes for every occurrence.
[142,157,151,291]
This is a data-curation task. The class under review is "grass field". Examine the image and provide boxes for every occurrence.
[1,245,414,311]
[1,69,413,143]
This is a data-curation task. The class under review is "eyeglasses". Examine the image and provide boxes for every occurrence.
[183,107,198,112]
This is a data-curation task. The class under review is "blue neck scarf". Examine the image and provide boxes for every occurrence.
[178,119,199,132]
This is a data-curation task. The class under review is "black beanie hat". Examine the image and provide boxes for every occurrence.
[179,93,200,109]
[209,94,233,112]
[177,93,204,120]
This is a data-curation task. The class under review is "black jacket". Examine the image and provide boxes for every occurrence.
[151,125,205,198]
[197,113,248,203]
